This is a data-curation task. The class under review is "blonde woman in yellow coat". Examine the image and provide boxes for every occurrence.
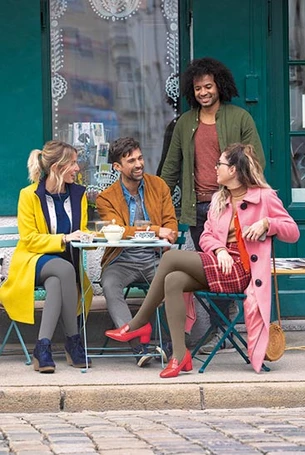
[0,141,93,373]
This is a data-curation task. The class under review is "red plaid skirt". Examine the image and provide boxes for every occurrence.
[198,242,251,294]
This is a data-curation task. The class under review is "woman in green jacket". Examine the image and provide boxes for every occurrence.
[0,141,93,373]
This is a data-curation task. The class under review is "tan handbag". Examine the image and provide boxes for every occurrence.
[265,240,286,361]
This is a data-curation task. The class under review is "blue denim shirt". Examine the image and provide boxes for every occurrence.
[120,179,150,225]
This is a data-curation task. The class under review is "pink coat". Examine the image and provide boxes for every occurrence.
[199,187,300,373]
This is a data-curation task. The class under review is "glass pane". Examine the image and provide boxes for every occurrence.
[289,0,305,60]
[289,65,305,131]
[291,136,305,202]
[49,0,179,187]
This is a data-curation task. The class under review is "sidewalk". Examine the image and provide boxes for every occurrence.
[0,322,304,413]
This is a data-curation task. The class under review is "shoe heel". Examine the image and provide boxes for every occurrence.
[139,334,151,344]
[182,360,193,372]
[33,357,39,371]
[65,351,73,366]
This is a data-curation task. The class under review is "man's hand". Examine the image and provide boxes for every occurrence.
[158,227,176,244]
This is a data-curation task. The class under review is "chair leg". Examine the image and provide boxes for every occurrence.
[193,293,251,372]
[0,321,32,365]
[154,307,164,368]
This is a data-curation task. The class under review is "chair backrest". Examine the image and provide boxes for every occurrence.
[175,223,189,250]
[0,226,19,282]
[0,226,19,248]
[0,226,46,299]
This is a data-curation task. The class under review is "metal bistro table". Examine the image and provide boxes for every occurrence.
[71,238,172,371]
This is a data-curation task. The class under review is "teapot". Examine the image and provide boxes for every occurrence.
[101,219,125,242]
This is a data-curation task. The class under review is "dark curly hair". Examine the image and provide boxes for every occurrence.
[109,137,140,164]
[181,57,239,108]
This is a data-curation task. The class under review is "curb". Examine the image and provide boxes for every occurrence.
[1,382,305,413]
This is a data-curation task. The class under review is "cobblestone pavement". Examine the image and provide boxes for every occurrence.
[0,408,305,455]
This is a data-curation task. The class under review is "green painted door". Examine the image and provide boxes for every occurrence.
[190,0,268,172]
[0,0,44,215]
[182,0,305,317]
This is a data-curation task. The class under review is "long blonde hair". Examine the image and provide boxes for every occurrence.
[27,140,77,193]
[211,143,270,217]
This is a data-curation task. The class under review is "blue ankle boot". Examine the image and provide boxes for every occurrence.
[65,334,92,368]
[33,338,55,373]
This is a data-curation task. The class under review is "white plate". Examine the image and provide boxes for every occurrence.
[131,237,159,243]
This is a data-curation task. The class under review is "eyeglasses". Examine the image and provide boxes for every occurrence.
[215,161,231,168]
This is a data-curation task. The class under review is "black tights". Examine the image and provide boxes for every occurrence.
[129,249,208,362]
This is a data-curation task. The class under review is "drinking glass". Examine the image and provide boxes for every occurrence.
[95,220,111,237]
[134,220,152,230]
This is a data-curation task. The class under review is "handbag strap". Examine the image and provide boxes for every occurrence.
[271,237,282,327]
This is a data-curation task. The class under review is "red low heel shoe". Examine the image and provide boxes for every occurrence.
[159,349,192,378]
[105,322,152,344]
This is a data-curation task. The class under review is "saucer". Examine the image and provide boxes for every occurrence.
[131,237,159,243]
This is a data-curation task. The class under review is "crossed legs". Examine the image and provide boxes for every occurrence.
[128,249,208,362]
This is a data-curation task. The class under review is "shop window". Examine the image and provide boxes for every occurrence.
[289,0,305,200]
[49,0,179,201]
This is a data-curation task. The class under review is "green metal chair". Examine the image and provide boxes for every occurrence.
[0,226,46,365]
[192,290,270,373]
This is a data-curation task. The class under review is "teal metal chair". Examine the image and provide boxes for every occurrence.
[192,290,270,373]
[0,226,46,365]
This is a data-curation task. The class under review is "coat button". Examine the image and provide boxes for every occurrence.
[251,254,258,262]
[255,279,262,287]
[240,202,248,210]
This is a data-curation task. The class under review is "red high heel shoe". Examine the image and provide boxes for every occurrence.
[105,323,152,344]
[159,349,192,378]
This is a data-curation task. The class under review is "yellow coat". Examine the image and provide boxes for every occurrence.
[0,180,93,324]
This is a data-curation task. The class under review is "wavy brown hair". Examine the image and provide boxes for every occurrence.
[109,137,140,164]
[211,143,270,216]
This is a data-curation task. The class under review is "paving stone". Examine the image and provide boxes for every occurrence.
[0,409,305,454]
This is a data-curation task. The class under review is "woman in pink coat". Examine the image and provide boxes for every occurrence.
[105,143,299,378]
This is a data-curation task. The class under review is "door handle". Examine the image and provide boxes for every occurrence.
[245,74,259,103]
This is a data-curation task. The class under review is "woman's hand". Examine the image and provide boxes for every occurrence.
[216,249,234,275]
[242,218,268,242]
[65,230,83,243]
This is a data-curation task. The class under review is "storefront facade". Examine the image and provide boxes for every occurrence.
[1,0,304,315]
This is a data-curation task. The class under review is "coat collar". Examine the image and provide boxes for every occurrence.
[35,178,85,232]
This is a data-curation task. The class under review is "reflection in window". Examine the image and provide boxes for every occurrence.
[291,136,305,189]
[289,0,305,60]
[289,65,305,131]
[49,0,179,189]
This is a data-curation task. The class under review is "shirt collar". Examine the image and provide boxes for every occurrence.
[120,178,144,202]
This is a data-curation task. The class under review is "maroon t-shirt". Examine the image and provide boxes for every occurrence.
[194,122,220,197]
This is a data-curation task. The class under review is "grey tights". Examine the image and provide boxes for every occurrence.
[129,249,209,362]
[37,258,78,340]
